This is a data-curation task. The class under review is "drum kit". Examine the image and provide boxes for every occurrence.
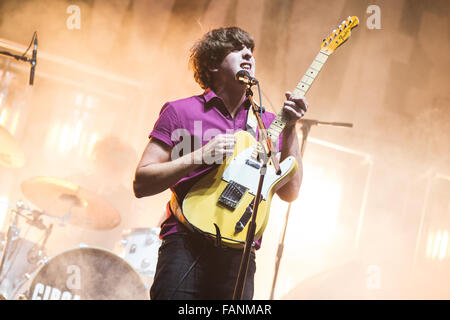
[0,126,162,300]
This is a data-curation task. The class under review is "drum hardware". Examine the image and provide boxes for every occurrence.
[20,176,121,230]
[0,177,161,299]
[117,228,161,278]
[16,293,27,300]
[27,223,52,265]
[0,201,22,278]
[141,258,151,269]
[0,201,52,299]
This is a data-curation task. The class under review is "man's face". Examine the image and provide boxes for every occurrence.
[215,45,255,83]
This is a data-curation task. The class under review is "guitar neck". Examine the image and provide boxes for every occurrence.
[267,49,330,144]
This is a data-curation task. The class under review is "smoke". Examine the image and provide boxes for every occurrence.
[0,0,449,299]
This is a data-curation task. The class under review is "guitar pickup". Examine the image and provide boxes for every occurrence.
[245,159,261,170]
[218,181,248,210]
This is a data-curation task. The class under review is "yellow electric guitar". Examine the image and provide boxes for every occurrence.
[172,16,359,248]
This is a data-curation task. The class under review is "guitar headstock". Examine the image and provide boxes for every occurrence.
[321,16,359,55]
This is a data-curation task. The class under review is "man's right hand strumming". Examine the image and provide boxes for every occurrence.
[134,133,236,198]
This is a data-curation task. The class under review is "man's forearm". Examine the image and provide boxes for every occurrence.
[276,125,303,202]
[133,152,202,198]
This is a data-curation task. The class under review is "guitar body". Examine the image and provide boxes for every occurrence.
[175,130,298,248]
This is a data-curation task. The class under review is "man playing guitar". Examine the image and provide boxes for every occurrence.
[133,26,308,300]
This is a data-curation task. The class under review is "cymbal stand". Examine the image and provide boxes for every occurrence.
[0,202,22,278]
[24,210,52,265]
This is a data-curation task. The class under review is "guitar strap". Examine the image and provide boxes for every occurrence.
[245,102,260,139]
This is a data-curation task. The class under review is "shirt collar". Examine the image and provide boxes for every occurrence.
[203,88,218,105]
[202,88,251,110]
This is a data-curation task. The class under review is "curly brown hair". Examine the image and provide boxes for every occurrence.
[189,27,255,90]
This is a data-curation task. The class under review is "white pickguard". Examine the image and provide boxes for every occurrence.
[222,146,296,200]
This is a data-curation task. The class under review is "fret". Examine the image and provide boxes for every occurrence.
[251,147,258,160]
[269,123,282,131]
[292,87,307,97]
[268,126,282,135]
[268,129,281,138]
[301,75,314,85]
[310,60,324,72]
[306,68,319,78]
[316,51,329,63]
[297,82,310,92]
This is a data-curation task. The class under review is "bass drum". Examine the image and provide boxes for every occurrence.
[20,247,148,300]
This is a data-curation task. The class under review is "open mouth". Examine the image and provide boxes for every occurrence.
[240,62,252,71]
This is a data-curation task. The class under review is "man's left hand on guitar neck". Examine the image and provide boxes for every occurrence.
[282,91,309,128]
[274,91,309,202]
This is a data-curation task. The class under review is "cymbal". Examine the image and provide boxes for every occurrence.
[0,126,25,168]
[20,176,121,230]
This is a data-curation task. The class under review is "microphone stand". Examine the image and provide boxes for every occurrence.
[0,32,37,85]
[232,84,277,300]
[0,51,30,63]
[269,118,353,300]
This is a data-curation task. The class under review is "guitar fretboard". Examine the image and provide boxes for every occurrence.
[251,50,329,160]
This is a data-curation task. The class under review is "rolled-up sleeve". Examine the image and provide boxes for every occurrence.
[149,102,180,148]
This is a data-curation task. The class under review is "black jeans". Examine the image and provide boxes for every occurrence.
[150,231,256,300]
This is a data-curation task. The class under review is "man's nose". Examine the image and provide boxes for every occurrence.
[242,47,253,59]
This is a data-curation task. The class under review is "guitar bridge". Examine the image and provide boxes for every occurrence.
[218,181,248,210]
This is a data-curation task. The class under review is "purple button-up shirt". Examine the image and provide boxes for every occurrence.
[149,89,283,246]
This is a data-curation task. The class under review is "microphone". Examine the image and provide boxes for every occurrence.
[29,35,37,85]
[235,70,258,86]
